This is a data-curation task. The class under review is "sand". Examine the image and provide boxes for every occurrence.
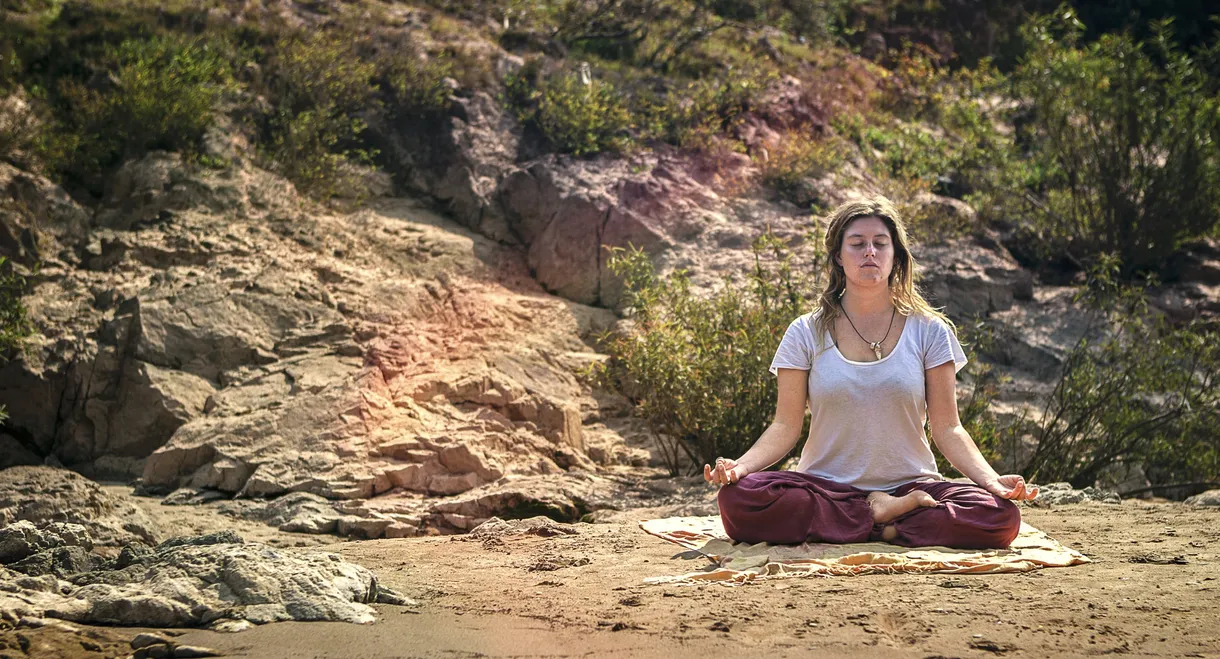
[4,495,1218,658]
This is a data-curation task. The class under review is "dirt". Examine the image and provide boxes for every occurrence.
[4,493,1218,658]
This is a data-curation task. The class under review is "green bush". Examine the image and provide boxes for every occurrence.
[590,231,822,474]
[382,52,453,119]
[932,320,1011,478]
[44,34,230,189]
[1021,256,1220,490]
[758,132,844,195]
[532,72,633,156]
[263,31,378,197]
[0,256,33,424]
[1000,10,1220,273]
[643,66,774,149]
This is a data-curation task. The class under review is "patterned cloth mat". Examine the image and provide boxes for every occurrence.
[639,516,1090,584]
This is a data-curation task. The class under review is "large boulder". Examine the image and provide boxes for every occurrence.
[0,466,160,546]
[919,233,1034,321]
[0,532,396,628]
[1185,489,1220,506]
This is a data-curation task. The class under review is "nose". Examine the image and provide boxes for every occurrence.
[864,243,876,256]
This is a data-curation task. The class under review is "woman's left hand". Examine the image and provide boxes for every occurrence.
[985,474,1039,501]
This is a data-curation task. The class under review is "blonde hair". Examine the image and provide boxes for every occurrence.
[812,195,953,350]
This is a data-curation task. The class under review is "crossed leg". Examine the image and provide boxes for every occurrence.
[717,471,1022,549]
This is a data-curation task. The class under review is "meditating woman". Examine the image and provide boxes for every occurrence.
[705,196,1037,549]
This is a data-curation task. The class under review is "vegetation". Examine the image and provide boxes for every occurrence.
[1021,256,1220,490]
[998,12,1220,274]
[590,232,822,475]
[0,257,32,424]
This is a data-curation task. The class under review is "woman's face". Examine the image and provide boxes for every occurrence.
[836,215,895,288]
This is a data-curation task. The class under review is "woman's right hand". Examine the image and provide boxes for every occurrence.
[703,457,750,486]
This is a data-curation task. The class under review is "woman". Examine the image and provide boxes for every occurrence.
[705,196,1037,549]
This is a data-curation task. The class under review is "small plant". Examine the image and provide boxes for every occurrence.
[932,319,1013,477]
[532,71,633,156]
[382,52,453,119]
[1022,255,1220,489]
[263,30,379,197]
[0,256,33,424]
[645,66,774,149]
[45,34,231,188]
[758,132,844,195]
[590,229,824,474]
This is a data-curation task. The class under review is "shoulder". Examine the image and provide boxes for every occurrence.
[907,311,954,332]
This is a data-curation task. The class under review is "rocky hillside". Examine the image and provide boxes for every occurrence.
[1,0,1219,544]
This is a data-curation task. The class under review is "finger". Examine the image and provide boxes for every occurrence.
[1010,480,1025,500]
[703,464,713,482]
[727,468,738,484]
[714,463,727,485]
[1024,485,1039,501]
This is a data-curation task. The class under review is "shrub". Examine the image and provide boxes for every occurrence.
[758,132,844,197]
[591,230,823,474]
[932,319,1011,478]
[382,52,453,119]
[532,72,633,156]
[45,34,231,189]
[0,256,32,424]
[263,31,379,197]
[1021,256,1220,490]
[644,66,775,149]
[1001,10,1220,274]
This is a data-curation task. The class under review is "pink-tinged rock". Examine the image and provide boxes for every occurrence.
[528,196,607,305]
[438,444,503,481]
[427,472,482,496]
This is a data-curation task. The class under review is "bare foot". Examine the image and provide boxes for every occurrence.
[867,490,938,524]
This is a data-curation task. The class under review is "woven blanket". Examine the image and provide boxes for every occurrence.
[639,516,1090,584]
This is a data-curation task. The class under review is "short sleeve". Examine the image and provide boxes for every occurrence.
[769,314,814,375]
[923,316,968,373]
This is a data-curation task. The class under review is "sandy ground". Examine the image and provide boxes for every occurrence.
[5,493,1219,658]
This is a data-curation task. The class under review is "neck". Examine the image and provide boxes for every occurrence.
[841,285,893,316]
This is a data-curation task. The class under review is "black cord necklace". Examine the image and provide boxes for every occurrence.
[840,305,897,360]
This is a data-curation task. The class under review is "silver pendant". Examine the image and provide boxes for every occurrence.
[871,342,883,360]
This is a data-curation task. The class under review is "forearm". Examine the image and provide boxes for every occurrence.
[932,424,1000,487]
[736,420,803,474]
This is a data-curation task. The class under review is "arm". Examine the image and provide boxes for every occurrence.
[705,367,808,485]
[925,361,1038,500]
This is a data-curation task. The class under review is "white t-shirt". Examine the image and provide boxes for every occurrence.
[768,310,968,492]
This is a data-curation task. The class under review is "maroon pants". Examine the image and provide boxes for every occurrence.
[717,471,1022,549]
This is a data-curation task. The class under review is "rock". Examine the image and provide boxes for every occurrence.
[1030,482,1121,507]
[0,434,41,470]
[919,234,1034,321]
[8,546,106,578]
[217,492,341,534]
[0,467,160,547]
[0,521,92,564]
[336,516,393,540]
[172,645,221,658]
[1185,489,1220,506]
[157,531,243,550]
[1,533,380,627]
[162,488,228,506]
[372,585,416,606]
[131,632,172,650]
[469,516,580,539]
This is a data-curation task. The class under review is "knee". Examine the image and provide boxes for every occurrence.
[990,497,1023,546]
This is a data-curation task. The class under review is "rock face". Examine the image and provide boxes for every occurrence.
[0,529,387,628]
[0,153,652,528]
[1185,489,1220,506]
[0,467,160,546]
